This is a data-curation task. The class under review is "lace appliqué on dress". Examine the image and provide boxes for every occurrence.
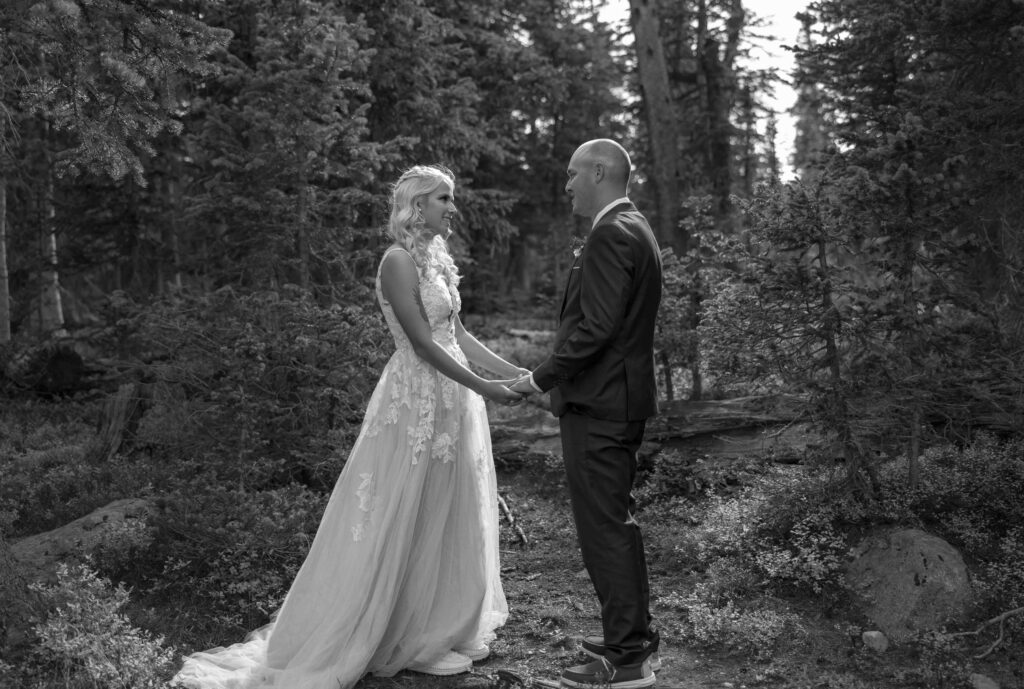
[352,472,378,541]
[431,432,456,464]
[367,261,465,466]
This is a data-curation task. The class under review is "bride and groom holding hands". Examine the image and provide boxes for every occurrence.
[174,138,664,689]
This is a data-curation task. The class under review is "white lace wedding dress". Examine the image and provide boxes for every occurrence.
[173,246,508,689]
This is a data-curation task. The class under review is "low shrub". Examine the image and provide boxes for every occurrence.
[128,287,391,490]
[14,563,177,689]
[639,449,767,505]
[149,484,329,638]
[659,585,803,660]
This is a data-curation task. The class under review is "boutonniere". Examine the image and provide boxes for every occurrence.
[570,236,585,259]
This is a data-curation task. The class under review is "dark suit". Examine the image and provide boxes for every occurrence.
[533,201,662,667]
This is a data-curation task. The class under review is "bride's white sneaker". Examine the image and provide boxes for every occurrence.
[455,643,490,662]
[409,650,472,676]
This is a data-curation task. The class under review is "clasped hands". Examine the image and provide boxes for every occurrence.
[488,368,537,406]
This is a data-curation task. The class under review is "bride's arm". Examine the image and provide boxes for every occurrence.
[454,315,529,379]
[381,251,519,403]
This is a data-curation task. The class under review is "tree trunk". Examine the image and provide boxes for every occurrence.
[908,404,921,489]
[817,236,872,498]
[739,85,756,196]
[297,160,311,291]
[39,139,65,335]
[629,0,684,254]
[0,174,10,343]
[168,156,183,291]
[698,0,742,232]
[659,349,674,401]
[85,382,151,464]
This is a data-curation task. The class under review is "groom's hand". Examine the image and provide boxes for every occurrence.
[509,375,536,395]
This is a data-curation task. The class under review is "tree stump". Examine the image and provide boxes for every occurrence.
[84,382,151,463]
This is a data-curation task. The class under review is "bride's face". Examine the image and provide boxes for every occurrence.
[418,181,457,237]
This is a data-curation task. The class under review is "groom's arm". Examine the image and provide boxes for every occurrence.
[530,223,632,392]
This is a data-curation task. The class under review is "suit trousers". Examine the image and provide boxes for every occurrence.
[559,409,657,667]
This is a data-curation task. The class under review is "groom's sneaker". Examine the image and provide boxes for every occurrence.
[560,657,655,688]
[409,650,472,676]
[455,643,490,662]
[580,636,662,671]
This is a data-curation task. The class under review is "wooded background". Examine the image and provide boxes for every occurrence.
[1,0,1023,494]
[2,5,1024,685]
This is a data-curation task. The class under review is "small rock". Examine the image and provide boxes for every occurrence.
[969,673,1000,689]
[862,630,889,652]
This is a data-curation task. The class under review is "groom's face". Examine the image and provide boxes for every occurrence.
[565,151,596,219]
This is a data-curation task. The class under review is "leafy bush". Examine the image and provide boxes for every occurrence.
[15,563,177,689]
[0,406,147,537]
[0,406,164,539]
[127,287,391,490]
[660,585,803,660]
[149,484,328,636]
[672,491,767,565]
[720,435,1024,616]
[754,515,849,595]
[90,519,158,583]
[639,449,767,505]
[874,435,1024,616]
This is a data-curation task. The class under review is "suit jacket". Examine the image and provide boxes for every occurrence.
[533,202,662,421]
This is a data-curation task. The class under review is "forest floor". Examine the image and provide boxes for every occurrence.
[351,402,1022,689]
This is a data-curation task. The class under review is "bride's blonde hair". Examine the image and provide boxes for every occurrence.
[386,165,460,287]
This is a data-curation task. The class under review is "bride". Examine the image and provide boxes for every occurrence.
[173,165,524,689]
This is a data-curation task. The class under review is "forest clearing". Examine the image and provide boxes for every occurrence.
[2,0,1024,687]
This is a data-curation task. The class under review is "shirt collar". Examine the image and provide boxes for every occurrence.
[592,197,631,229]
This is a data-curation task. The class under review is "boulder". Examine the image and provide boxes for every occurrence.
[10,498,155,583]
[845,528,972,640]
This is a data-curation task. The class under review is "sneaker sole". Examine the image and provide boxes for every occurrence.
[456,646,489,662]
[408,658,472,676]
[581,647,662,672]
[560,673,656,689]
[409,664,471,676]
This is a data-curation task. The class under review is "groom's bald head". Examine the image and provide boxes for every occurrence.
[574,139,632,192]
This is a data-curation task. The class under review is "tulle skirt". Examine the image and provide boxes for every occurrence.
[173,347,508,689]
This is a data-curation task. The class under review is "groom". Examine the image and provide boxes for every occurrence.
[511,139,662,688]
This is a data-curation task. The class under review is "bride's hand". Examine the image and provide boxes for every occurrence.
[480,380,526,406]
[491,369,533,391]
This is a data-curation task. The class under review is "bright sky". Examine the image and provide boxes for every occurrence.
[600,0,810,179]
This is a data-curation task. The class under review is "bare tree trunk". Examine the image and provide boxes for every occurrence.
[297,160,310,291]
[908,405,921,489]
[816,235,872,498]
[659,349,674,401]
[629,0,685,254]
[169,167,183,291]
[698,0,742,232]
[0,173,10,343]
[39,134,65,335]
[739,85,756,196]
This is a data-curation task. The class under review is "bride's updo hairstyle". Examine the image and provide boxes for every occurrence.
[387,165,460,288]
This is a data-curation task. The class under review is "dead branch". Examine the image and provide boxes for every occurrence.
[950,605,1024,659]
[497,493,528,547]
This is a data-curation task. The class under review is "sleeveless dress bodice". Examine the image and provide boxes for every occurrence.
[377,245,462,352]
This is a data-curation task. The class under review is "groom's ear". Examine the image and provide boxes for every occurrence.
[593,162,606,183]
